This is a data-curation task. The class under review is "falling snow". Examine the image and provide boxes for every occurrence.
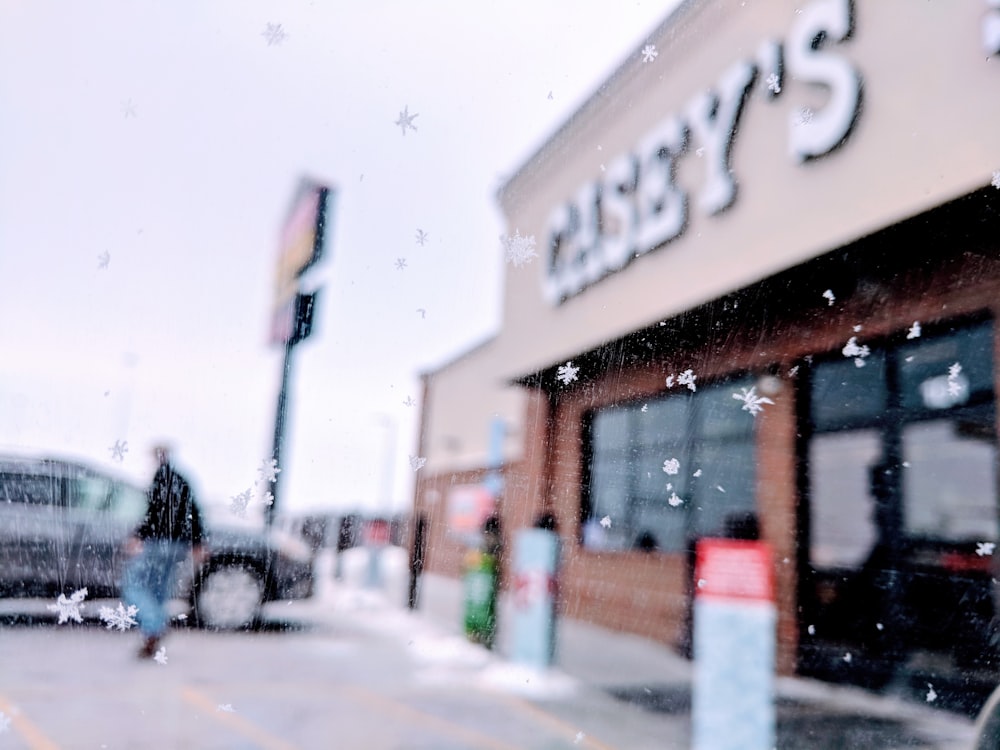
[409,455,427,472]
[556,361,580,385]
[807,624,816,635]
[907,321,921,339]
[395,258,407,270]
[766,73,781,93]
[47,587,88,624]
[947,362,963,397]
[97,250,110,269]
[822,289,835,306]
[600,516,611,529]
[843,652,852,664]
[667,492,684,507]
[788,365,800,378]
[121,99,137,118]
[394,105,419,136]
[261,23,289,46]
[230,488,252,518]
[99,603,139,631]
[677,369,697,391]
[257,458,281,484]
[693,469,702,477]
[416,309,426,319]
[403,396,416,407]
[842,336,871,367]
[641,404,648,413]
[501,230,538,267]
[665,374,676,388]
[415,228,429,246]
[641,44,658,63]
[0,711,8,734]
[109,440,128,462]
[926,684,937,703]
[733,386,775,416]
[154,647,168,666]
[977,542,996,557]
[662,458,680,475]
[217,704,236,713]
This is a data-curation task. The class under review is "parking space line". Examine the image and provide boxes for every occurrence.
[179,687,300,750]
[337,685,524,750]
[493,693,619,750]
[0,695,61,750]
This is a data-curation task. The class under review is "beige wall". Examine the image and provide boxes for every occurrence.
[496,0,1000,381]
[422,0,1000,474]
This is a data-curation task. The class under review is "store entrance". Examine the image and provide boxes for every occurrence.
[800,320,999,687]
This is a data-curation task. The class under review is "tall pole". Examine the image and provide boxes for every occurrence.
[266,336,295,527]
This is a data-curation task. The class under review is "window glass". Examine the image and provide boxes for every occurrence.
[811,353,888,431]
[584,376,756,552]
[0,474,60,506]
[898,321,993,413]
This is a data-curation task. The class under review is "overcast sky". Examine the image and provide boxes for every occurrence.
[0,1,677,519]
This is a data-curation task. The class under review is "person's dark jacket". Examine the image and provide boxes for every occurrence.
[135,462,205,545]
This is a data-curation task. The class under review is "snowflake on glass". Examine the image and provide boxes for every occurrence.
[98,250,111,269]
[926,684,937,703]
[992,170,1000,190]
[948,362,963,397]
[230,488,252,518]
[99,602,139,631]
[261,23,288,46]
[260,491,274,507]
[0,711,8,734]
[154,647,168,666]
[600,516,611,529]
[257,459,281,485]
[665,374,675,388]
[766,73,781,94]
[662,457,680,475]
[556,361,579,385]
[415,229,429,246]
[641,404,648,413]
[641,44,658,63]
[395,258,407,270]
[394,105,419,136]
[403,396,416,407]
[121,99,137,119]
[842,336,870,367]
[807,624,816,635]
[48,587,88,624]
[822,289,835,306]
[693,469,702,477]
[795,107,814,126]
[501,230,538,267]
[667,492,684,507]
[574,731,586,745]
[409,455,427,472]
[843,652,852,664]
[416,309,426,319]
[109,439,129,462]
[733,386,775,417]
[677,369,697,391]
[217,704,236,713]
[788,365,800,378]
[977,542,996,557]
[907,321,921,340]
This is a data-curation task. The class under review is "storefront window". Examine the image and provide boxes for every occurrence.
[583,376,756,553]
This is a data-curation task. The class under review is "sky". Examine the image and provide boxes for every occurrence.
[0,1,678,520]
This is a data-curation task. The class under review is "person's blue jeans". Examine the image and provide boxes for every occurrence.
[122,540,189,639]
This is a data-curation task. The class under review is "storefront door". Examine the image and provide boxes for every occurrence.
[800,319,999,685]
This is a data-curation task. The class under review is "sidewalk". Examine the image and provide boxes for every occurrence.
[324,547,979,749]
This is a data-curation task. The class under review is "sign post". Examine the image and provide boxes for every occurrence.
[691,539,776,750]
[266,179,334,526]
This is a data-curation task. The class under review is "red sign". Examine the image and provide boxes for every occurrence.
[695,539,774,603]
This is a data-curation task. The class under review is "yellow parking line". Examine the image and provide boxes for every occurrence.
[179,687,300,750]
[0,695,61,750]
[494,693,620,750]
[338,685,524,750]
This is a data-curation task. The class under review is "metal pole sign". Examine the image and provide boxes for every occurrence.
[691,539,776,750]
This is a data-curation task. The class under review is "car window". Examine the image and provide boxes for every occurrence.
[0,473,61,506]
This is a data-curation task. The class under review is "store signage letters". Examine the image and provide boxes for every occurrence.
[544,0,862,305]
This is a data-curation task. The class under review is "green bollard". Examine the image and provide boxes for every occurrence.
[463,548,498,648]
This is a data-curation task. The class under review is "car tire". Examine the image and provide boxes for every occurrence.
[194,562,264,630]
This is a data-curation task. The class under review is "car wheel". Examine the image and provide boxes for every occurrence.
[195,563,264,630]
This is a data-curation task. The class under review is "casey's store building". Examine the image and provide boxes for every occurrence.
[412,0,1000,680]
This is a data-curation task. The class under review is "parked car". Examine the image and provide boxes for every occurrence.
[0,453,315,629]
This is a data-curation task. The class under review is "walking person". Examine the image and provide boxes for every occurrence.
[123,443,208,659]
